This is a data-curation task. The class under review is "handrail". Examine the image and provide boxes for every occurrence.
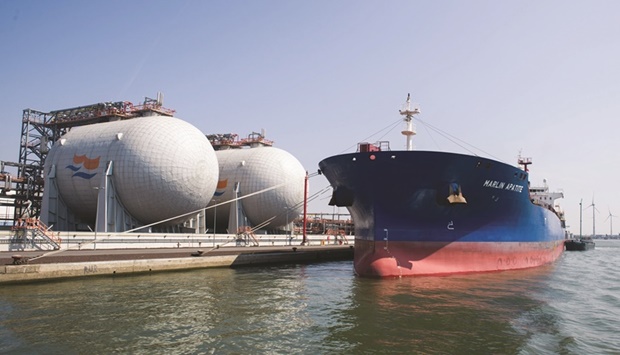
[11,217,61,248]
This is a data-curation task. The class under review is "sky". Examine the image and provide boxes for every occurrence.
[1,0,619,236]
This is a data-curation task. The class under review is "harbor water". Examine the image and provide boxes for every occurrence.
[1,240,619,354]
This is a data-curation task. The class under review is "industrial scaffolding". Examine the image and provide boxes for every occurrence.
[0,94,174,227]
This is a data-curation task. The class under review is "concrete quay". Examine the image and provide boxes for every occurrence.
[0,245,354,285]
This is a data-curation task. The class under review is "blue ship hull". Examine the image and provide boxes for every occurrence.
[319,150,565,277]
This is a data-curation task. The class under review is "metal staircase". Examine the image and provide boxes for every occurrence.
[10,218,62,251]
[235,226,260,247]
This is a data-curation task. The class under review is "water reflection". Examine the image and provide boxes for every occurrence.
[334,265,561,354]
[0,264,358,354]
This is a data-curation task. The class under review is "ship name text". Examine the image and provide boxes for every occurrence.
[482,180,524,193]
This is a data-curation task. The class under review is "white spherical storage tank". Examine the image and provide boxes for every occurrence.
[209,147,306,231]
[44,116,218,226]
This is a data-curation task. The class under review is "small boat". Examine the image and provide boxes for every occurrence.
[564,238,595,251]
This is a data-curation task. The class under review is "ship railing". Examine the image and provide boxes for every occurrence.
[357,141,391,152]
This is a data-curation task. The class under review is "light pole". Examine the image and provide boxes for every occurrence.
[93,186,105,249]
[579,199,583,238]
[213,201,217,247]
[302,171,308,245]
[286,207,290,235]
[94,200,98,248]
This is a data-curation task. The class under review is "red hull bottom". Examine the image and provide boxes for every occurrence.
[354,239,565,277]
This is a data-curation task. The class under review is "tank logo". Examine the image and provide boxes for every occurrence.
[66,154,100,179]
[483,180,523,193]
[214,179,228,197]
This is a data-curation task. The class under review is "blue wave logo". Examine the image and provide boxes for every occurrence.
[72,171,98,179]
[66,154,100,180]
[214,179,227,197]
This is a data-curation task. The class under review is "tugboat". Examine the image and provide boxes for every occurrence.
[565,238,595,251]
[565,199,596,251]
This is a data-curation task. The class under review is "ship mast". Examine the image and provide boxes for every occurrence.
[399,93,420,151]
[518,155,532,172]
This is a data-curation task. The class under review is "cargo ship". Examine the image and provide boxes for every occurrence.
[318,94,566,277]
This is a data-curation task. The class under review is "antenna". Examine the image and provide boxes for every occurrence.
[399,93,420,151]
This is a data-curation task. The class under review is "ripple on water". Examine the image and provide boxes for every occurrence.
[0,244,619,354]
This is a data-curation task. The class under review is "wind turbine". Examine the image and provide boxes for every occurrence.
[604,208,617,236]
[579,199,583,238]
[584,197,599,237]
